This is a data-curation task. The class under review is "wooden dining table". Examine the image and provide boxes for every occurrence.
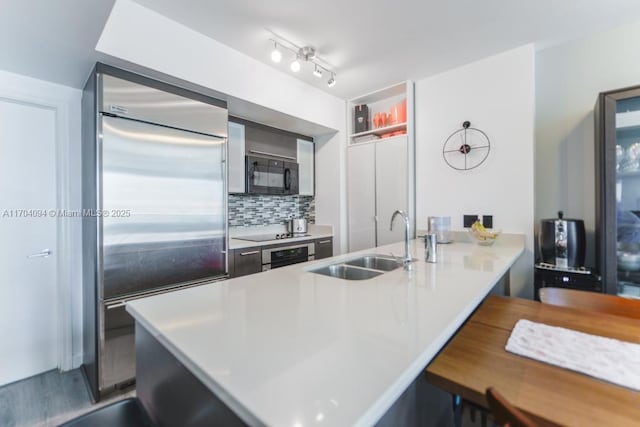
[425,296,640,426]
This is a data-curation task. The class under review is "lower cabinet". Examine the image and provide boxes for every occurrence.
[315,238,333,260]
[229,237,334,278]
[229,248,262,278]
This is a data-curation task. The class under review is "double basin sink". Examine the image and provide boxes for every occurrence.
[310,255,405,280]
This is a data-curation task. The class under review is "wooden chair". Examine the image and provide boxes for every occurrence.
[538,287,640,320]
[485,387,537,427]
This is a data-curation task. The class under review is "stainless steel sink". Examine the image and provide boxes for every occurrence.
[310,264,384,280]
[345,255,403,272]
[309,254,408,280]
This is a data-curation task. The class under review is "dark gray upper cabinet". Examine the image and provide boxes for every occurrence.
[245,124,298,160]
[231,117,312,161]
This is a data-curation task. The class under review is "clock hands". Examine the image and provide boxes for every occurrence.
[443,144,489,154]
[442,121,491,171]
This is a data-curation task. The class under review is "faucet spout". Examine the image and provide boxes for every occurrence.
[390,210,412,268]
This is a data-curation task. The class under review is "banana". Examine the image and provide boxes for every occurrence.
[471,220,497,240]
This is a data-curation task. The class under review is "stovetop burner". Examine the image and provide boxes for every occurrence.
[234,233,311,242]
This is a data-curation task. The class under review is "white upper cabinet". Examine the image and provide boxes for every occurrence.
[228,121,245,193]
[297,139,314,196]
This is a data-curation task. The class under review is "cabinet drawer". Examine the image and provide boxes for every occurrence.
[231,249,262,277]
[315,238,333,260]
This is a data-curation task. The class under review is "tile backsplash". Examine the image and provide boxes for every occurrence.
[229,194,315,227]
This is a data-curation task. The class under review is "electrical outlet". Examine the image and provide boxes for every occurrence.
[463,215,478,228]
[483,215,493,229]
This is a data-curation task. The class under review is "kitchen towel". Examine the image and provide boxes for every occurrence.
[505,319,640,391]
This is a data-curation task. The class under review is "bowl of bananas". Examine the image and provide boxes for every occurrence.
[468,220,501,246]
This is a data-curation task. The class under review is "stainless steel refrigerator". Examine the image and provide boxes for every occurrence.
[81,64,228,400]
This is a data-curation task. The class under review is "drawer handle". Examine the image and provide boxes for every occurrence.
[240,250,259,256]
[106,301,127,310]
[318,240,331,244]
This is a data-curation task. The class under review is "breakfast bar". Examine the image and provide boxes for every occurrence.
[126,235,525,426]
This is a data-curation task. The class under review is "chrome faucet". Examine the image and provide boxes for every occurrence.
[390,210,412,269]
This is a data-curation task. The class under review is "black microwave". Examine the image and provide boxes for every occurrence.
[246,156,299,195]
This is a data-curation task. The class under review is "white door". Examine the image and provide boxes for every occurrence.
[0,98,57,386]
[347,142,376,251]
[376,136,408,246]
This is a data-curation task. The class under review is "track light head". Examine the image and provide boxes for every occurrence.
[290,58,301,72]
[327,73,336,87]
[313,65,323,78]
[270,41,282,63]
[271,49,282,63]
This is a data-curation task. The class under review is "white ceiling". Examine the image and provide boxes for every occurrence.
[133,0,640,99]
[2,1,640,99]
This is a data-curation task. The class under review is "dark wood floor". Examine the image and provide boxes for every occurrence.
[0,369,134,427]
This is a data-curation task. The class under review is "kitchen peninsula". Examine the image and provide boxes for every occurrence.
[127,234,525,426]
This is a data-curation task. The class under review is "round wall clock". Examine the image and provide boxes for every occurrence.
[442,121,491,171]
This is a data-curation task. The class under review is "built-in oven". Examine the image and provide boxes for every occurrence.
[262,242,314,271]
[246,155,298,195]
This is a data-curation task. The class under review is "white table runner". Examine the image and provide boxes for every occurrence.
[505,319,640,391]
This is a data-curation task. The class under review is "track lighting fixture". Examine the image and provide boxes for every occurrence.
[327,73,336,87]
[270,41,282,63]
[267,37,336,88]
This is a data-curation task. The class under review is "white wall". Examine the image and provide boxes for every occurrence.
[415,45,535,298]
[96,0,348,253]
[0,69,83,368]
[536,19,640,267]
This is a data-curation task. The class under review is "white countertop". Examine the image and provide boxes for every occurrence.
[127,234,525,427]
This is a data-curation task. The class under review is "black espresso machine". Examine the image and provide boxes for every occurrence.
[535,211,602,299]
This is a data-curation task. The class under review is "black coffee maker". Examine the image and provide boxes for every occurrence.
[538,211,586,269]
[535,212,601,299]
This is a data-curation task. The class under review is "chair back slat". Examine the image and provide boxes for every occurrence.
[486,387,538,427]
